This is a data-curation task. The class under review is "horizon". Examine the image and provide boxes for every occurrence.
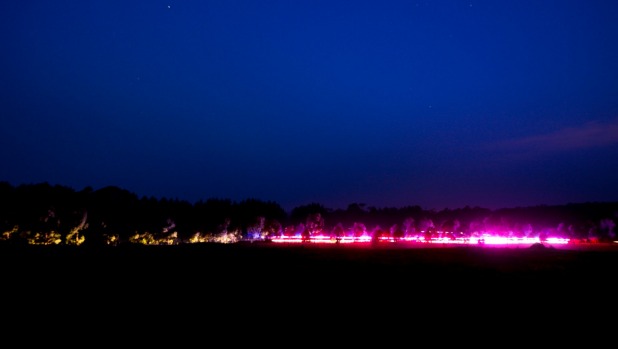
[3,180,617,214]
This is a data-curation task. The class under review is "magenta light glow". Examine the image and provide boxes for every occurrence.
[270,234,570,246]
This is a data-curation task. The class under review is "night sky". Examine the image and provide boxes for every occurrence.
[2,1,618,212]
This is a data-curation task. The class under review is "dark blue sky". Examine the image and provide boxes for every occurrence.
[2,1,618,212]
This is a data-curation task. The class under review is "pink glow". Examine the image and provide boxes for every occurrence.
[269,233,570,246]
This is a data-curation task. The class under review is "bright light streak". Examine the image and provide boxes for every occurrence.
[269,234,570,246]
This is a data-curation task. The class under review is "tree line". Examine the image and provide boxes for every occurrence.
[0,181,616,245]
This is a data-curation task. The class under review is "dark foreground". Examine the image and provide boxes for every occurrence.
[4,241,618,290]
[4,241,618,341]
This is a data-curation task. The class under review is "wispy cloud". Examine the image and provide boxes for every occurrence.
[493,119,618,153]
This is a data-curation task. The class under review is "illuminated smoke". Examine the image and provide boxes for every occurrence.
[402,218,415,236]
[247,216,266,240]
[600,219,616,240]
[305,213,325,235]
[162,218,176,233]
[452,219,461,233]
[351,222,367,237]
[66,210,87,246]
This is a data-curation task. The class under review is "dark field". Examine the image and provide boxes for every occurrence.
[5,241,618,290]
[4,241,618,338]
